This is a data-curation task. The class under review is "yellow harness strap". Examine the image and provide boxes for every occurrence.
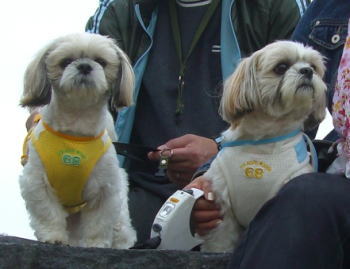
[21,114,42,166]
[30,121,112,214]
[21,129,33,166]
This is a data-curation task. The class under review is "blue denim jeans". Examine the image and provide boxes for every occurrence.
[228,173,350,268]
[291,0,350,141]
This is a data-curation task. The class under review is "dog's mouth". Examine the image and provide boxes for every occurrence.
[296,82,314,92]
[74,74,96,87]
[59,76,97,93]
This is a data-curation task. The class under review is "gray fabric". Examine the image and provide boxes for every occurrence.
[128,185,166,243]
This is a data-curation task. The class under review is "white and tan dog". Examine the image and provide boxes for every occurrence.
[19,32,136,249]
[200,41,327,252]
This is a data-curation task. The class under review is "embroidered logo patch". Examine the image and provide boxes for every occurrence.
[59,149,86,167]
[62,154,81,166]
[240,160,272,179]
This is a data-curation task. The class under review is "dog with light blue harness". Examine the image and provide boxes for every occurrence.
[150,41,327,252]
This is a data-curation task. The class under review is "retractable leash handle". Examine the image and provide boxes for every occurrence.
[150,188,204,250]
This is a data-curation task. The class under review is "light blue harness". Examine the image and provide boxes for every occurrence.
[220,130,318,172]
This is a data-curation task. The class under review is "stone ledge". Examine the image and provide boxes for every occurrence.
[0,236,231,269]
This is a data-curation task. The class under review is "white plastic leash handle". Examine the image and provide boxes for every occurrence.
[190,187,205,199]
[150,188,204,250]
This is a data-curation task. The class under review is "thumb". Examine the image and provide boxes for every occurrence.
[164,135,193,149]
[201,178,215,201]
[184,176,214,201]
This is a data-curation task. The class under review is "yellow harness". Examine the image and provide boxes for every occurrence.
[22,120,112,213]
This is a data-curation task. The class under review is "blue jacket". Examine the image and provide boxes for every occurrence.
[291,0,350,140]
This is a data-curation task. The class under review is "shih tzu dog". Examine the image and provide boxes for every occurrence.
[200,41,327,252]
[19,32,136,248]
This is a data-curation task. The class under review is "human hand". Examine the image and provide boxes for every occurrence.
[148,134,218,187]
[184,176,222,236]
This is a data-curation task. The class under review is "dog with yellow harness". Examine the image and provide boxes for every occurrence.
[19,32,136,248]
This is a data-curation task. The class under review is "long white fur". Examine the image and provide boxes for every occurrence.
[19,32,136,248]
[200,41,327,252]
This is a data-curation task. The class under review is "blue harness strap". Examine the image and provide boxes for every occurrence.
[220,130,318,172]
[221,129,301,148]
[302,133,318,172]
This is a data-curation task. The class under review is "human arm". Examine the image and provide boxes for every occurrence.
[147,134,222,235]
[267,0,311,42]
[85,1,128,47]
[85,0,146,63]
[148,134,218,187]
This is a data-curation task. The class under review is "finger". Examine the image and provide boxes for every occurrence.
[167,147,190,163]
[147,147,173,161]
[149,137,195,163]
[157,134,200,162]
[164,134,193,149]
[201,179,215,201]
[186,177,215,201]
[192,209,222,223]
[194,198,220,210]
[184,176,208,191]
[147,150,161,161]
[195,219,223,236]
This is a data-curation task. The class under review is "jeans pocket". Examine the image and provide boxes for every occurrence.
[309,19,348,50]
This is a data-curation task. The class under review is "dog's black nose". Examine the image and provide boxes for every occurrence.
[78,64,92,75]
[299,67,313,79]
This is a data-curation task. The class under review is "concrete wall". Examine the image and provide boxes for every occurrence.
[0,236,231,269]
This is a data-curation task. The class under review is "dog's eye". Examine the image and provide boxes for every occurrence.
[273,63,289,75]
[95,58,107,68]
[59,58,74,69]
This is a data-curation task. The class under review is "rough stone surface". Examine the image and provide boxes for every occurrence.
[0,236,231,269]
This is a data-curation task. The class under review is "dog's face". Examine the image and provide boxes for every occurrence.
[21,32,134,110]
[221,41,327,131]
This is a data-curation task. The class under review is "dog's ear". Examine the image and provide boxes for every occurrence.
[220,55,259,127]
[20,41,57,108]
[110,43,134,110]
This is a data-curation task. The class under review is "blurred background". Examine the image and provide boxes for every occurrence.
[0,0,97,239]
[0,0,333,240]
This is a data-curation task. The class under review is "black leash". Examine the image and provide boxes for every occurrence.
[129,236,162,249]
[113,142,158,162]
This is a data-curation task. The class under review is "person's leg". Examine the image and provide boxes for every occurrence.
[229,173,350,269]
[128,185,165,244]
